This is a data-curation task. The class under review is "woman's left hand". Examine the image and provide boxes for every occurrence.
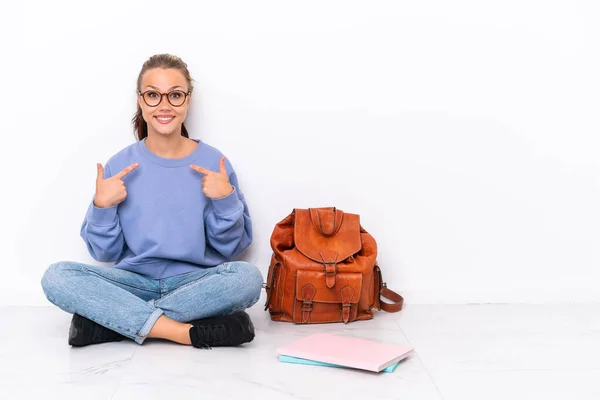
[190,156,234,199]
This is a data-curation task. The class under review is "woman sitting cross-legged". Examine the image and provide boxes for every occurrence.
[41,54,263,349]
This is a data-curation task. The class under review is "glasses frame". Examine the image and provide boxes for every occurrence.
[138,89,191,107]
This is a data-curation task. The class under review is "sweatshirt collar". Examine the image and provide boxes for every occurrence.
[137,137,203,168]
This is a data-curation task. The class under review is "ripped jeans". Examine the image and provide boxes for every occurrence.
[41,261,263,344]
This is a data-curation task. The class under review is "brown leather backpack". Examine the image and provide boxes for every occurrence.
[264,207,404,324]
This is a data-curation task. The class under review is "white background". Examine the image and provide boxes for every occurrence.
[1,0,598,306]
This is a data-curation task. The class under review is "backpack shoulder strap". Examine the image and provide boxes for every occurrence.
[375,265,404,312]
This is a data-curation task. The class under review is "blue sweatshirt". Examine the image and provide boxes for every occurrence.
[80,138,252,279]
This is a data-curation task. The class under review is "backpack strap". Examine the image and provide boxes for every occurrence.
[375,264,404,312]
[263,261,280,311]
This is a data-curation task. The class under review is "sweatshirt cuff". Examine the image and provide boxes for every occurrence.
[88,204,119,226]
[211,187,243,216]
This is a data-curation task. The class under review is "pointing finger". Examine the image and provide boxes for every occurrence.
[114,162,139,179]
[190,165,211,175]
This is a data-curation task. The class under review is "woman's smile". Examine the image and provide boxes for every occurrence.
[155,115,175,124]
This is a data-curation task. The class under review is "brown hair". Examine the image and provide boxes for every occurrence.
[132,54,194,141]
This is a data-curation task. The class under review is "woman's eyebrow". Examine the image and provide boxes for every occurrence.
[144,85,184,90]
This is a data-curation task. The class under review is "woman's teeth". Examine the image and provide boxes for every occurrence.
[156,116,174,124]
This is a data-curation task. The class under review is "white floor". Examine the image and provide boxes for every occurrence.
[1,301,599,400]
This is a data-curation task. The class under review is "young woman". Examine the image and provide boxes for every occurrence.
[41,54,263,349]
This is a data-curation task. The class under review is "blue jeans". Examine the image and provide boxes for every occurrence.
[41,261,263,344]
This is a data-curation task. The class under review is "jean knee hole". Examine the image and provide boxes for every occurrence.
[219,262,231,273]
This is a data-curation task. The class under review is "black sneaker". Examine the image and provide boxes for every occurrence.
[68,314,127,347]
[188,311,255,349]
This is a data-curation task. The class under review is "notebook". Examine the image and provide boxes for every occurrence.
[278,355,401,373]
[276,333,414,372]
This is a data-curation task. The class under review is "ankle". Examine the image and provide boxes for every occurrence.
[180,324,193,345]
[148,316,193,345]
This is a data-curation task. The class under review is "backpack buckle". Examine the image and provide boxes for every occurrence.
[323,262,337,275]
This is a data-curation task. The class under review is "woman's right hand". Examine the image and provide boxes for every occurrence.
[93,162,139,208]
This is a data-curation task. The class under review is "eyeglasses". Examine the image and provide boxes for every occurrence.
[139,90,190,107]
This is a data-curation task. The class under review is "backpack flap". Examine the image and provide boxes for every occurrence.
[294,208,362,288]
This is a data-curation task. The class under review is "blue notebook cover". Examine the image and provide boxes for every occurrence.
[278,355,400,373]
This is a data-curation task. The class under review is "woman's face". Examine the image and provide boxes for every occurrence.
[138,68,191,137]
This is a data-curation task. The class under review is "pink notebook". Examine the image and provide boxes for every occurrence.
[276,333,414,372]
